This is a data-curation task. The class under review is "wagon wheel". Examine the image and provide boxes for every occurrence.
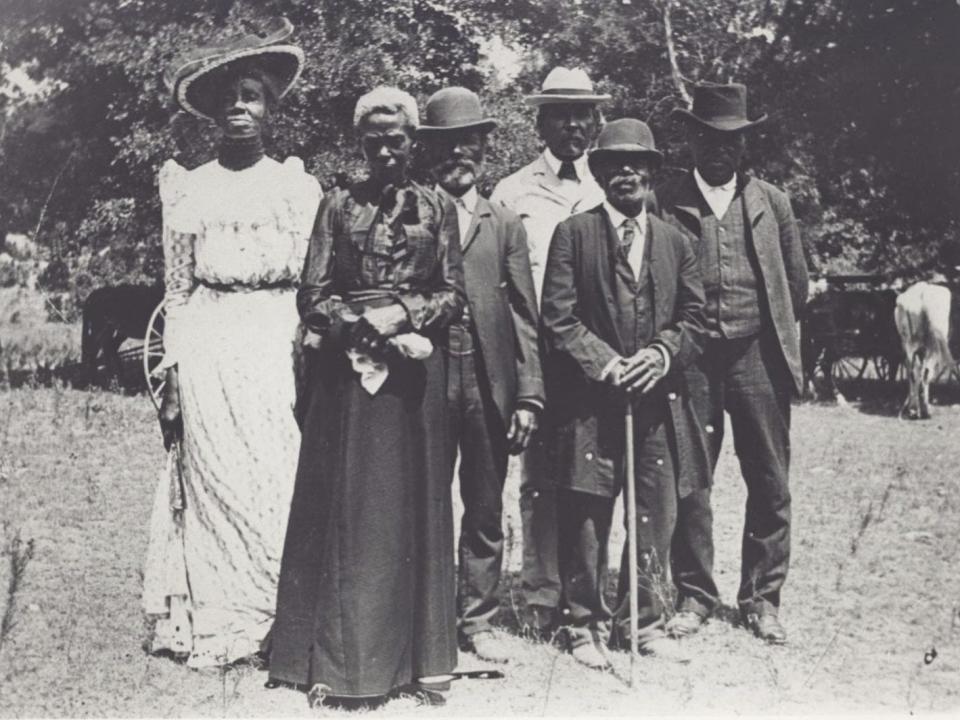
[831,356,864,382]
[873,355,891,382]
[143,300,166,410]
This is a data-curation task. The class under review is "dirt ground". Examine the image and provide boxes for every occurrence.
[1,386,958,717]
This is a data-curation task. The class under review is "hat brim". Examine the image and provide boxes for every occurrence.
[524,93,611,106]
[176,45,304,120]
[588,145,663,172]
[416,119,498,136]
[671,108,767,132]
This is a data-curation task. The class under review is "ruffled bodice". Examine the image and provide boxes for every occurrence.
[158,156,322,368]
[160,156,320,287]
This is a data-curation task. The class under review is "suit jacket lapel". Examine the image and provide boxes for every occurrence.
[595,206,626,354]
[647,216,666,325]
[742,176,767,228]
[462,196,490,254]
[672,171,703,227]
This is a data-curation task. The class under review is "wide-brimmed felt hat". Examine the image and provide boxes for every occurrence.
[164,16,304,120]
[671,81,767,132]
[524,67,611,106]
[417,87,497,135]
[588,118,663,173]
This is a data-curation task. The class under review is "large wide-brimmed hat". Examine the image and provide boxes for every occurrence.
[164,17,304,120]
[588,118,663,174]
[671,82,767,132]
[417,87,497,135]
[524,67,611,106]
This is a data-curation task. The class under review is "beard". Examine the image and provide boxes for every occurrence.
[438,160,479,194]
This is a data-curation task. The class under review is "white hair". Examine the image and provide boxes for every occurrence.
[353,86,419,131]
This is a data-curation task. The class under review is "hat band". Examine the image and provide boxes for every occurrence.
[540,87,598,96]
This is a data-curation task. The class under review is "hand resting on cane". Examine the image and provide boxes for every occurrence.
[608,346,668,395]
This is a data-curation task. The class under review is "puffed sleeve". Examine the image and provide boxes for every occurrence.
[158,159,197,370]
[283,156,324,241]
[395,194,466,331]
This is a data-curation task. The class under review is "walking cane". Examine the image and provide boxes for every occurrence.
[624,401,640,689]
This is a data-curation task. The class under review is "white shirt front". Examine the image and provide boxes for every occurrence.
[440,184,478,244]
[543,147,591,187]
[694,168,737,220]
[603,201,647,281]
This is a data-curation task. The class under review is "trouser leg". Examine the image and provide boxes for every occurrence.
[724,333,792,616]
[455,352,509,636]
[557,488,613,646]
[672,349,724,615]
[519,436,561,621]
[611,419,678,647]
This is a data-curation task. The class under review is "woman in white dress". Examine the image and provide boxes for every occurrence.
[142,18,322,668]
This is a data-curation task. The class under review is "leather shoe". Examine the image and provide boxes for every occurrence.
[466,630,511,664]
[665,610,707,638]
[743,612,787,645]
[567,628,611,670]
[637,635,691,664]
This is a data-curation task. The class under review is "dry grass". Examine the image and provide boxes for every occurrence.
[0,387,959,716]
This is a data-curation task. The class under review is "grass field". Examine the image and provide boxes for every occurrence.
[1,386,959,716]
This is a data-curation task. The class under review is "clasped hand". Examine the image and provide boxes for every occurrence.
[348,304,410,355]
[608,347,666,395]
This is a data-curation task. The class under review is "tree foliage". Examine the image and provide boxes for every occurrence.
[0,0,957,309]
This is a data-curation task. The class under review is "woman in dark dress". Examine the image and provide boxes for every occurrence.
[268,86,465,704]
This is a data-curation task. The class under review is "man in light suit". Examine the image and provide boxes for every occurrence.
[419,87,544,662]
[540,119,708,668]
[490,67,608,634]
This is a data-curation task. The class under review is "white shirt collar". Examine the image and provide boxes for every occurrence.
[693,167,737,195]
[602,200,646,234]
[543,148,589,181]
[693,168,737,219]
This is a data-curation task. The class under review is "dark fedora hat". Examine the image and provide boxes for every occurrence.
[588,118,663,173]
[671,82,767,132]
[417,87,497,135]
[164,17,304,120]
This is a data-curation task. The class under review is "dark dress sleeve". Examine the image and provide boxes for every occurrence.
[297,192,351,337]
[395,195,466,331]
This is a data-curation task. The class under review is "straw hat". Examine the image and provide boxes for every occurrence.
[524,67,611,106]
[164,17,304,120]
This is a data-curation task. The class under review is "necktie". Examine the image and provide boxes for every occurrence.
[558,160,578,181]
[620,218,638,255]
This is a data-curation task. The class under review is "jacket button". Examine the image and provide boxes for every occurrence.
[585,452,594,461]
[705,424,715,434]
[656,458,664,466]
[641,515,649,523]
[668,392,677,400]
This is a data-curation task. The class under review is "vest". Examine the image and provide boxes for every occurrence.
[698,191,763,338]
[612,231,670,427]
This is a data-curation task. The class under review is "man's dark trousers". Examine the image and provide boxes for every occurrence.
[446,322,510,637]
[673,331,792,618]
[558,397,677,647]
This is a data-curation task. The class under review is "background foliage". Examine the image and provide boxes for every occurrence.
[1,0,958,312]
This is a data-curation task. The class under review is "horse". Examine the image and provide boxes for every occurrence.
[81,284,164,389]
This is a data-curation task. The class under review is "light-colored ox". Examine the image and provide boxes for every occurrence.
[894,281,955,418]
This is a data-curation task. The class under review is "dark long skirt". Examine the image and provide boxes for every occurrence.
[268,346,458,697]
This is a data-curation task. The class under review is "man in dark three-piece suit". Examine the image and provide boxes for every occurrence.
[540,119,709,668]
[418,87,544,663]
[656,82,809,645]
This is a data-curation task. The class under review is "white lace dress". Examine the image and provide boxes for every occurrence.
[142,156,321,668]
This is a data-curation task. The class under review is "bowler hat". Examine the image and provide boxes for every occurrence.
[417,87,497,135]
[164,17,304,120]
[524,67,611,106]
[671,82,767,132]
[588,118,663,174]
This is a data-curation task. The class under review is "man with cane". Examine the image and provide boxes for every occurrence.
[540,119,709,669]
